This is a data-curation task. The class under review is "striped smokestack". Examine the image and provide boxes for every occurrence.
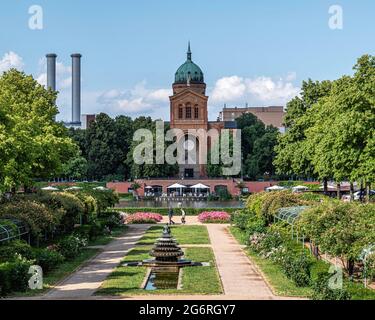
[71,53,82,124]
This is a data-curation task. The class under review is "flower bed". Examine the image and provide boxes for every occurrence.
[126,212,163,224]
[198,211,231,224]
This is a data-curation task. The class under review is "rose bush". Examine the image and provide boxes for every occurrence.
[198,211,231,223]
[126,212,163,224]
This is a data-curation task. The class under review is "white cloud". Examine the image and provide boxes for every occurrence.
[117,97,152,113]
[211,76,246,101]
[147,88,171,102]
[246,76,300,103]
[0,51,24,73]
[97,82,172,117]
[210,73,300,106]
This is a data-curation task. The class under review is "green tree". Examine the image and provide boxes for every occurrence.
[61,154,88,180]
[229,113,279,180]
[305,55,375,198]
[0,69,77,192]
[82,113,133,180]
[274,79,332,181]
[207,131,242,178]
[126,118,179,179]
[298,202,375,275]
[244,127,279,179]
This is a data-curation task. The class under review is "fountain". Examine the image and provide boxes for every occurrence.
[142,225,193,267]
[122,225,208,290]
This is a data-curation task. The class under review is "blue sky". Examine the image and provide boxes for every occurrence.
[0,0,374,121]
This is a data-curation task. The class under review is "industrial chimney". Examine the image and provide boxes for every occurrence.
[46,53,57,91]
[71,53,82,125]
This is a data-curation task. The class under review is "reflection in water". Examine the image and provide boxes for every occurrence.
[145,268,179,290]
[116,200,244,209]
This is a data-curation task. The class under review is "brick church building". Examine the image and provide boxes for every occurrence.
[107,44,286,196]
[169,43,285,179]
[169,43,226,178]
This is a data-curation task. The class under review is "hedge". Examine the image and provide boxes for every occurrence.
[0,256,33,296]
[246,191,321,224]
[112,207,240,216]
[0,200,58,236]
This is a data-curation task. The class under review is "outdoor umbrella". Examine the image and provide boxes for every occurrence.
[191,183,210,195]
[190,183,210,189]
[167,183,186,196]
[65,186,83,191]
[266,185,285,192]
[41,186,59,191]
[93,186,109,191]
[292,185,309,191]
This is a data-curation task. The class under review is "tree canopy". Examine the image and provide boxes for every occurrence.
[274,55,375,189]
[0,69,77,192]
[69,114,178,180]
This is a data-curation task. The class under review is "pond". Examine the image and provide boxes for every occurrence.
[144,268,180,290]
[116,199,244,209]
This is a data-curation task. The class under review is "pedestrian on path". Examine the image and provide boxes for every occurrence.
[168,206,175,225]
[178,202,186,225]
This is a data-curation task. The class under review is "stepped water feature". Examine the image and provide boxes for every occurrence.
[123,225,208,290]
[143,225,193,267]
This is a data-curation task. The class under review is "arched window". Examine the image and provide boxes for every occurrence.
[194,105,199,119]
[186,104,192,119]
[178,105,183,119]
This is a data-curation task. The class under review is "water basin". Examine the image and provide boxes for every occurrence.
[144,267,180,290]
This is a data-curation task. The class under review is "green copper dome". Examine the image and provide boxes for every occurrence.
[174,43,204,84]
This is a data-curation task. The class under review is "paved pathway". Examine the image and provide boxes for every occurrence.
[206,224,276,299]
[28,216,299,300]
[159,216,289,299]
[44,224,150,299]
[158,215,202,225]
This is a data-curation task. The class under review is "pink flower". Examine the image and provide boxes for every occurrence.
[198,211,231,223]
[126,212,163,224]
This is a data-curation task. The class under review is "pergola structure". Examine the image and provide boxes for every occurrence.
[274,206,310,247]
[0,218,29,243]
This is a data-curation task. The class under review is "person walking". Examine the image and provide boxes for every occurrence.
[178,202,186,225]
[168,206,175,225]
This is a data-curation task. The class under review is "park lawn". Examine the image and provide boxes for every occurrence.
[136,225,210,245]
[89,226,128,246]
[10,248,99,297]
[96,247,222,296]
[247,250,313,297]
[230,226,316,297]
[10,226,129,297]
[229,227,375,300]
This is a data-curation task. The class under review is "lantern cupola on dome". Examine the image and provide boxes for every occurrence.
[174,42,204,84]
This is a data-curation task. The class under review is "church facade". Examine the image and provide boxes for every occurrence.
[169,43,224,178]
[107,45,287,195]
